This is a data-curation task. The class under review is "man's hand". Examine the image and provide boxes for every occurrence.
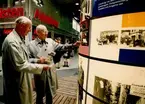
[48,52,56,56]
[37,57,47,64]
[43,65,50,71]
[73,41,81,47]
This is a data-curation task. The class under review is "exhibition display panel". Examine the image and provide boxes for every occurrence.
[78,0,145,104]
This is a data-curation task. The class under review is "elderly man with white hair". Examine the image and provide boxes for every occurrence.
[28,24,80,104]
[2,16,50,104]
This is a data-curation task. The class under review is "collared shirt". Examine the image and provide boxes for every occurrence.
[34,38,48,47]
[28,37,73,62]
[28,38,57,58]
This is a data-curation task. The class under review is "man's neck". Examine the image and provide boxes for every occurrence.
[15,29,25,39]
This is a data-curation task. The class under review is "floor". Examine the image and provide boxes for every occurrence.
[33,76,77,104]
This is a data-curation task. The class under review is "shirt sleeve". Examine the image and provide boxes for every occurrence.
[52,39,73,51]
[8,43,43,74]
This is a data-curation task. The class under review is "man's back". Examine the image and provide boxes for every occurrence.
[2,31,24,79]
[2,31,33,104]
[2,30,44,104]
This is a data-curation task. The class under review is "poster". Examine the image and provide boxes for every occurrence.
[93,76,145,104]
[90,14,121,61]
[92,0,145,17]
[79,1,145,103]
[77,56,89,104]
[79,19,90,56]
[90,12,145,66]
[85,58,145,104]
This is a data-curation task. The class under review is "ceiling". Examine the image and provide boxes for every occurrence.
[51,0,80,23]
[53,0,79,4]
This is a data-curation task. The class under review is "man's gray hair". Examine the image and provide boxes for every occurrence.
[36,24,48,34]
[15,16,32,25]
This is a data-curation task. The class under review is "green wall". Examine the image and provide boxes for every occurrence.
[31,0,79,37]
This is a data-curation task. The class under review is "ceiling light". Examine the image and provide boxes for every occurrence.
[75,3,79,5]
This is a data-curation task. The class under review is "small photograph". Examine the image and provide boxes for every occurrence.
[93,76,145,104]
[78,59,84,104]
[80,31,89,46]
[120,29,145,47]
[96,30,119,45]
[80,19,90,46]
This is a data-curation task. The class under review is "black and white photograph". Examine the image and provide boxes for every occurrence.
[120,29,145,47]
[80,19,90,46]
[78,60,84,104]
[93,76,145,104]
[80,31,89,46]
[96,30,119,46]
[79,20,90,55]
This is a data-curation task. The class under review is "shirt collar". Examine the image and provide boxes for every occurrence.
[36,38,48,44]
[36,38,41,43]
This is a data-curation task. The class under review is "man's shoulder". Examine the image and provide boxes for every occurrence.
[4,32,15,43]
[29,39,37,44]
[46,38,53,41]
[46,38,54,42]
[30,39,35,43]
[2,32,17,50]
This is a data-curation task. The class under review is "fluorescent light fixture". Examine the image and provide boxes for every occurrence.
[75,3,79,5]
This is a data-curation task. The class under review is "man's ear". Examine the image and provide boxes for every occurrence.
[21,23,27,29]
[17,23,23,28]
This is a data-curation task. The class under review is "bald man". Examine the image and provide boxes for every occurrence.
[2,16,50,104]
[28,24,80,104]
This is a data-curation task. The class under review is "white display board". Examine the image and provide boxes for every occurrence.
[78,11,145,104]
[88,60,145,103]
[90,14,145,61]
[78,56,89,104]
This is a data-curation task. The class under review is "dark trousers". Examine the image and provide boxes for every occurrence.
[34,74,52,104]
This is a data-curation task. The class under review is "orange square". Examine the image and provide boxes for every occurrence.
[122,12,145,27]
